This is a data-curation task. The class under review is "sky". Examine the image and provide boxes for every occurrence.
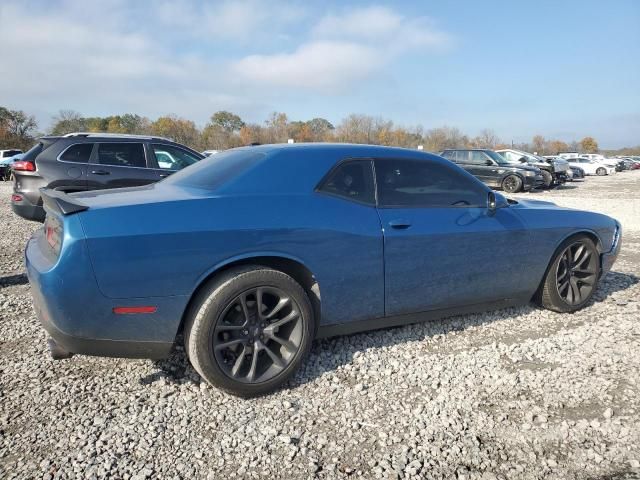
[0,0,638,148]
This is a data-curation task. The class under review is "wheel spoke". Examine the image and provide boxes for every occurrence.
[231,345,248,377]
[266,310,299,331]
[247,348,260,382]
[215,323,246,332]
[239,294,251,323]
[266,332,297,354]
[265,296,291,320]
[569,277,581,304]
[214,338,245,351]
[261,342,285,369]
[558,278,570,294]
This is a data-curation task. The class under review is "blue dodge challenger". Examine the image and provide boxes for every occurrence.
[26,144,621,396]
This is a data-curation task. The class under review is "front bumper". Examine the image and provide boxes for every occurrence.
[600,225,622,278]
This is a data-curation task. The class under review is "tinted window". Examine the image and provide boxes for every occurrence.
[96,143,146,168]
[164,150,264,190]
[2,150,21,158]
[469,151,489,165]
[60,143,93,163]
[318,160,375,204]
[375,159,486,207]
[151,144,200,170]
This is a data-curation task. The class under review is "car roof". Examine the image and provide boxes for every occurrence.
[62,132,172,141]
[239,143,428,156]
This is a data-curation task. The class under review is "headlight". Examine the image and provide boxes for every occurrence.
[524,171,536,177]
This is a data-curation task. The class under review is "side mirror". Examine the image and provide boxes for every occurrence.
[485,159,494,166]
[488,191,497,215]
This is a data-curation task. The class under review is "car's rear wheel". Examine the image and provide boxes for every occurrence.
[537,235,600,313]
[184,266,314,397]
[540,170,553,188]
[596,167,607,176]
[502,175,523,193]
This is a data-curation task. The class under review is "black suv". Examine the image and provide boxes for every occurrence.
[440,149,543,193]
[11,133,204,222]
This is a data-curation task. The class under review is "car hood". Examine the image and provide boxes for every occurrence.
[503,162,541,173]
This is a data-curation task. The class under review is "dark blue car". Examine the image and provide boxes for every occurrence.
[26,144,621,396]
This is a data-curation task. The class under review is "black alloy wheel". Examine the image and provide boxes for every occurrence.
[537,235,600,313]
[555,241,598,306]
[213,287,303,383]
[502,175,522,193]
[184,266,314,397]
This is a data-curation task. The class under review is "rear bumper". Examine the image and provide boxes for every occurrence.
[25,225,182,360]
[12,198,45,222]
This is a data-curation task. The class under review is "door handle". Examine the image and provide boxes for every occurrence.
[91,170,110,175]
[159,173,170,178]
[389,219,412,229]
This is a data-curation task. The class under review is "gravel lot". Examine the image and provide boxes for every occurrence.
[1,173,639,480]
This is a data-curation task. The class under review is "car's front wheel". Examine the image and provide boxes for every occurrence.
[537,235,600,313]
[540,170,553,188]
[184,266,314,397]
[596,167,607,176]
[502,175,523,193]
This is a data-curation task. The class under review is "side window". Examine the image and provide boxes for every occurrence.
[96,143,146,168]
[151,144,200,170]
[375,159,486,208]
[318,160,375,204]
[59,143,93,163]
[455,151,470,164]
[441,151,454,161]
[469,151,489,165]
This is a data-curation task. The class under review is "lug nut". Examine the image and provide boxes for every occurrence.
[242,329,248,335]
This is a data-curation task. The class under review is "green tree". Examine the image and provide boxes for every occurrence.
[0,106,38,149]
[580,136,599,153]
[210,111,245,133]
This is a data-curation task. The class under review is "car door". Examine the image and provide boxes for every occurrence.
[87,142,158,189]
[54,142,92,192]
[147,143,202,181]
[374,157,531,317]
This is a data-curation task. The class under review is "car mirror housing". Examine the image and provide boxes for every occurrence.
[485,159,493,166]
[488,191,497,215]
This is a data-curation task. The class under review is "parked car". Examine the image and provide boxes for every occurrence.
[544,156,585,180]
[567,157,616,176]
[440,149,543,193]
[496,149,569,187]
[0,150,23,180]
[11,132,205,222]
[26,144,621,396]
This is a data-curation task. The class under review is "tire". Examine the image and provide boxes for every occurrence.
[184,266,315,397]
[537,235,600,313]
[502,175,523,193]
[596,167,606,176]
[540,170,553,188]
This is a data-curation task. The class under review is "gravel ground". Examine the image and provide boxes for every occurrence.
[1,174,639,480]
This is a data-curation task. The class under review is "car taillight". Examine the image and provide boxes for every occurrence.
[44,215,63,256]
[11,194,23,202]
[12,160,35,171]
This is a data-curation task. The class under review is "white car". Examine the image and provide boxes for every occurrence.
[568,158,616,176]
[579,154,618,168]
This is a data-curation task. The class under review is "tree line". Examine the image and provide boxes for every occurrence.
[2,105,638,156]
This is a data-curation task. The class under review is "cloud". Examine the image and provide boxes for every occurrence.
[232,41,379,91]
[232,5,452,91]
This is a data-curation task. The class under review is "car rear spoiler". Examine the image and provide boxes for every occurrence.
[40,188,89,215]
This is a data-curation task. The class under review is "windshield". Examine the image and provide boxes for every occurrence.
[163,149,265,190]
[486,150,510,165]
